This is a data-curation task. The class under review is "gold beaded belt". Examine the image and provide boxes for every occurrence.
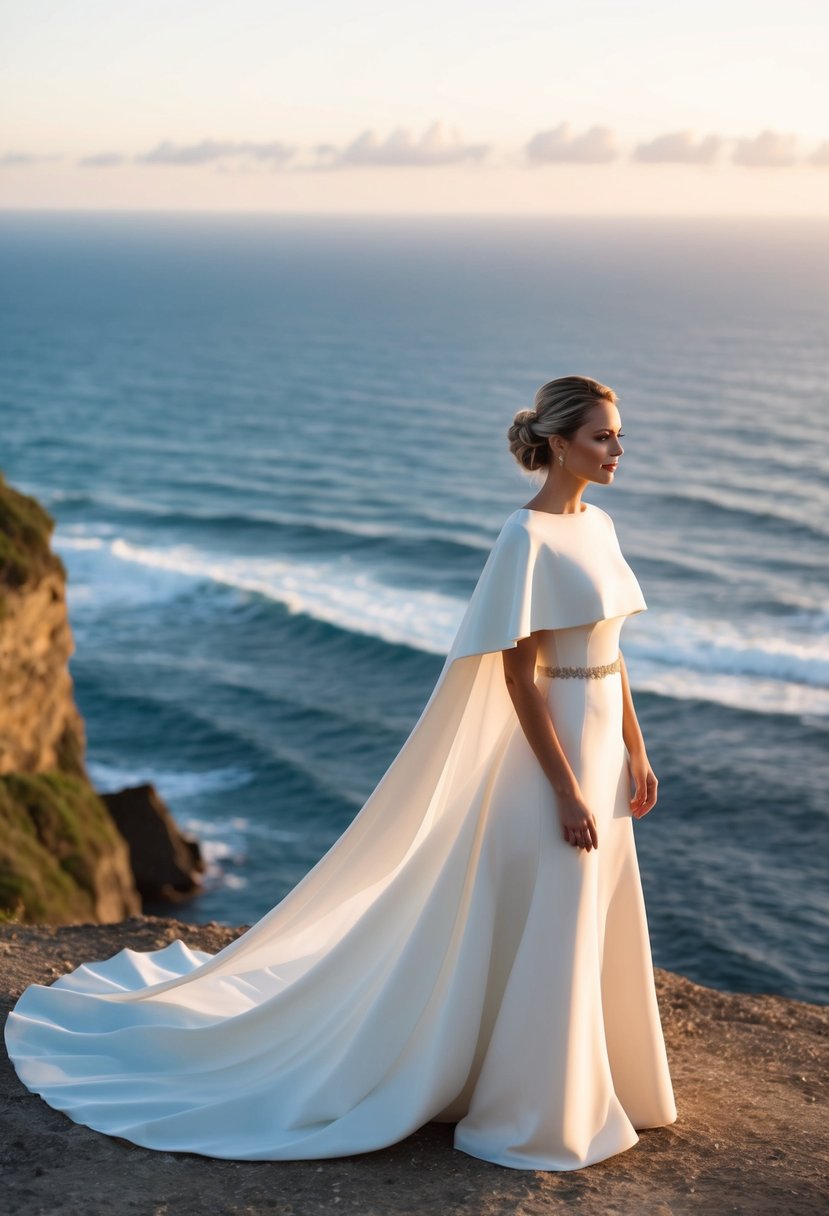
[536,654,622,680]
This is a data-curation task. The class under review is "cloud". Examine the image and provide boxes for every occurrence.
[633,131,722,164]
[525,123,618,164]
[0,151,61,166]
[6,125,826,176]
[807,140,829,167]
[136,139,295,167]
[78,151,127,168]
[732,129,798,167]
[311,122,489,169]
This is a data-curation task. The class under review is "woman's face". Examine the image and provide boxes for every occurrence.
[554,401,625,484]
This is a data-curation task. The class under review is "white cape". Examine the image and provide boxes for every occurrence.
[5,502,677,1170]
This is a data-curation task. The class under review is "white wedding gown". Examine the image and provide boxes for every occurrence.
[5,502,677,1171]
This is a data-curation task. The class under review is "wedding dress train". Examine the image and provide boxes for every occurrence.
[4,502,677,1170]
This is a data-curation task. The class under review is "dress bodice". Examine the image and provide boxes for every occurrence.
[447,503,647,664]
[535,616,626,670]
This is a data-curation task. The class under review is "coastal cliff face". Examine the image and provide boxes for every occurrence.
[0,528,86,779]
[0,474,140,923]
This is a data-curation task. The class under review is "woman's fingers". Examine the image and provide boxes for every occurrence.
[630,769,658,817]
[562,819,598,851]
[632,773,658,817]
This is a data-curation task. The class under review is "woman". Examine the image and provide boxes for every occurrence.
[504,375,657,853]
[5,375,677,1171]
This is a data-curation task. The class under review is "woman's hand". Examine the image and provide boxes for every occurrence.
[628,749,658,818]
[557,791,599,851]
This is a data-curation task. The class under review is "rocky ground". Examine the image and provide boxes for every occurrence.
[1,916,826,1216]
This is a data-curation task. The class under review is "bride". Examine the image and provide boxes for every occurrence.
[5,374,677,1171]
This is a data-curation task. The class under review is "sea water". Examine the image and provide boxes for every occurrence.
[0,211,826,1003]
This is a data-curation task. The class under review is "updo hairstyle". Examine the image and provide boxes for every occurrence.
[507,375,618,472]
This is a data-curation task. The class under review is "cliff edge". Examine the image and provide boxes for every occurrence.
[1,917,826,1215]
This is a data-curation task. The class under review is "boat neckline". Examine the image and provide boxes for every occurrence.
[518,504,591,518]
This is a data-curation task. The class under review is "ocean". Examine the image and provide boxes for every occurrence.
[0,211,826,1004]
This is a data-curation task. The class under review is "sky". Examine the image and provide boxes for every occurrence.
[2,0,828,215]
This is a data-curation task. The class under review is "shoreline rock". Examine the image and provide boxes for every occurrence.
[101,783,205,902]
[1,916,827,1215]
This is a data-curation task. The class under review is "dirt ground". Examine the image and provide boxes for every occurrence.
[1,916,826,1216]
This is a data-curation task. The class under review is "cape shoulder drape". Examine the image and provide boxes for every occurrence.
[4,501,674,1169]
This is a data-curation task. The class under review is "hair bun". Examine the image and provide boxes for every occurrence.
[507,408,548,471]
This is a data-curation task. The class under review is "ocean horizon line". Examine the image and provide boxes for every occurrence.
[2,207,829,223]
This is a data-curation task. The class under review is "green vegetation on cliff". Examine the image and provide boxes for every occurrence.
[0,772,136,923]
[0,475,141,923]
[0,471,64,590]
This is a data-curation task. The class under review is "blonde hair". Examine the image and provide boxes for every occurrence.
[508,375,618,472]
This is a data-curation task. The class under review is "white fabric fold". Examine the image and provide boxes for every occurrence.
[5,502,676,1169]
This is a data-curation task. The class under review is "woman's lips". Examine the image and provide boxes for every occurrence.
[602,463,618,470]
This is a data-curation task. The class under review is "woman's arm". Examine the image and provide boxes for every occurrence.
[502,634,599,850]
[619,649,658,817]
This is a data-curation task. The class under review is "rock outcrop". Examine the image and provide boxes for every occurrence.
[101,784,204,902]
[1,919,826,1215]
[0,473,141,923]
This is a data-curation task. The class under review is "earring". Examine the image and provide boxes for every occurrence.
[558,454,564,466]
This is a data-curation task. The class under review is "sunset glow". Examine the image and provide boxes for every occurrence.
[2,0,827,214]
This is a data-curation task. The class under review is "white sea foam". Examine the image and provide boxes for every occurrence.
[107,536,465,654]
[632,610,829,688]
[622,609,829,719]
[57,534,107,550]
[178,815,306,896]
[183,815,304,846]
[55,530,195,611]
[629,665,829,720]
[56,528,828,721]
[87,761,254,800]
